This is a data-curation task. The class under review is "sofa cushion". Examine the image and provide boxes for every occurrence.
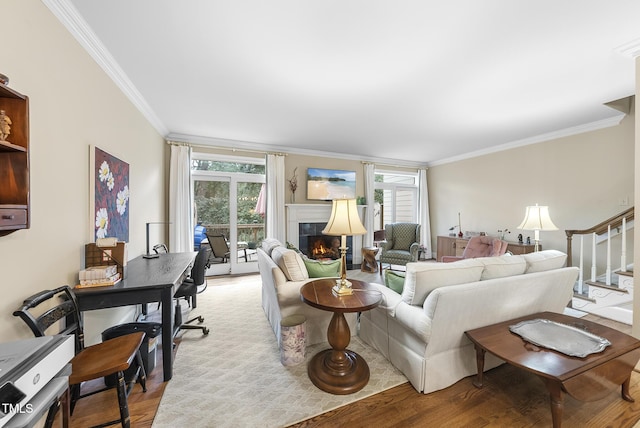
[261,238,283,256]
[384,270,406,294]
[523,250,567,273]
[271,246,309,281]
[478,255,527,280]
[401,259,484,305]
[303,258,341,278]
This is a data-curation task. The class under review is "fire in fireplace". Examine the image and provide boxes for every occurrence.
[298,222,353,265]
[309,236,341,260]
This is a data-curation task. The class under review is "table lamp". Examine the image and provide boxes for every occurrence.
[144,221,171,259]
[517,204,558,252]
[322,199,367,295]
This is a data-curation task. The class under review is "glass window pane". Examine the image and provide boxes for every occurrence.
[194,180,230,240]
[236,181,264,263]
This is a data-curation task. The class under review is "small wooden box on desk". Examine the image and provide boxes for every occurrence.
[436,236,537,262]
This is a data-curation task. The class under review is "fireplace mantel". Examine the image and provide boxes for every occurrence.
[286,204,366,265]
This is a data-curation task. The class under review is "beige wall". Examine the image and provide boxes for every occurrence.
[634,57,640,338]
[1,2,166,344]
[428,112,634,267]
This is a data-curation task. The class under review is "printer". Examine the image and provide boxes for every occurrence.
[0,335,74,428]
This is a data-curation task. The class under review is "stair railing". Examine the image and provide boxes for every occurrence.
[565,207,634,292]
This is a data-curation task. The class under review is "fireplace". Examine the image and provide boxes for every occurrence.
[299,223,353,265]
[286,204,365,268]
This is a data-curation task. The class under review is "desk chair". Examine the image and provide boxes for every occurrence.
[14,286,147,428]
[153,243,168,254]
[174,246,211,335]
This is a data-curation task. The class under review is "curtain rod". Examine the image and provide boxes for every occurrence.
[166,140,286,156]
[361,160,427,171]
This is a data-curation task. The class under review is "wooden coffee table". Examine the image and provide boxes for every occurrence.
[465,311,640,428]
[300,278,382,394]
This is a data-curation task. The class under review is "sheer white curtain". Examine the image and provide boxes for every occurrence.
[418,168,433,258]
[363,162,375,247]
[266,154,286,243]
[169,144,193,252]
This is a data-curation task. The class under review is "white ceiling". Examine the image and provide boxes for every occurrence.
[54,1,640,166]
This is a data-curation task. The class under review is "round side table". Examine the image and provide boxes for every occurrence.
[300,278,382,394]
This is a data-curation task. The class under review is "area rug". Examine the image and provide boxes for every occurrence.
[152,275,408,428]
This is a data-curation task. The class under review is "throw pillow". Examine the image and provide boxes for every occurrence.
[401,259,484,306]
[523,250,567,273]
[303,258,341,278]
[478,255,527,280]
[271,246,309,281]
[261,238,283,256]
[384,270,405,294]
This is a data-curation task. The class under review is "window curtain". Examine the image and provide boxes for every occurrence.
[418,168,433,258]
[169,144,193,252]
[363,162,375,247]
[266,154,286,243]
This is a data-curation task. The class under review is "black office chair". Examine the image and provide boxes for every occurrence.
[13,286,147,428]
[174,246,211,335]
[153,243,168,254]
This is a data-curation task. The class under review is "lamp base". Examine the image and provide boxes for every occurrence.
[333,278,353,296]
[143,253,159,259]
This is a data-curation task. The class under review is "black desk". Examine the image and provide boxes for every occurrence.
[74,252,196,382]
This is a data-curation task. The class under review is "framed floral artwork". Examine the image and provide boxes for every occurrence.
[90,146,130,242]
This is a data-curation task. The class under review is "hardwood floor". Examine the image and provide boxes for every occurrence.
[61,271,639,427]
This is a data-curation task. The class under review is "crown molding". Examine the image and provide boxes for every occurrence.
[427,114,626,167]
[43,0,168,136]
[615,37,640,58]
[166,133,429,169]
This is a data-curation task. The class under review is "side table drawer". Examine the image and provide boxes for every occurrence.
[0,207,27,228]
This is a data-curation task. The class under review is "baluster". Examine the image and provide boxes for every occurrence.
[578,235,584,294]
[591,232,597,282]
[606,225,611,285]
[621,217,627,272]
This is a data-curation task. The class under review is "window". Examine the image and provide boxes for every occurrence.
[374,170,418,230]
[191,154,265,274]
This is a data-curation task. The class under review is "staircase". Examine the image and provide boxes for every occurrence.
[567,207,634,325]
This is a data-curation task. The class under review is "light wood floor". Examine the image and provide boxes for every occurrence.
[63,270,638,427]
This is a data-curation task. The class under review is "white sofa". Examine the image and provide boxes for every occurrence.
[257,239,357,346]
[359,250,579,394]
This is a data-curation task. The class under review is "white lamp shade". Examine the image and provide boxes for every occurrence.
[517,204,558,231]
[322,199,367,236]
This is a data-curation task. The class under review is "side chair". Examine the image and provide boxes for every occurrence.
[174,245,211,335]
[13,285,147,428]
[205,233,231,263]
[379,223,421,271]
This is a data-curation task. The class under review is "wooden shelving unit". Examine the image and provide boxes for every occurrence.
[0,82,30,235]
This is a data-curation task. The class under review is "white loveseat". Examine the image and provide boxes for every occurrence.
[359,250,579,394]
[257,239,357,346]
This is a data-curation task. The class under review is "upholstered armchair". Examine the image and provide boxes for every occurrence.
[441,235,508,262]
[379,223,421,270]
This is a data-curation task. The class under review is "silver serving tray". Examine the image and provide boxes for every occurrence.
[509,318,611,358]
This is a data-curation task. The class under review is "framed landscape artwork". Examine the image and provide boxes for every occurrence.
[89,146,130,242]
[307,168,356,200]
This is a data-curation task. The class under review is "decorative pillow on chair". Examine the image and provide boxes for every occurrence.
[384,270,406,294]
[303,258,341,278]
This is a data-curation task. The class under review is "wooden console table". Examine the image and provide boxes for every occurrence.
[436,235,537,261]
[300,279,382,394]
[465,311,640,428]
